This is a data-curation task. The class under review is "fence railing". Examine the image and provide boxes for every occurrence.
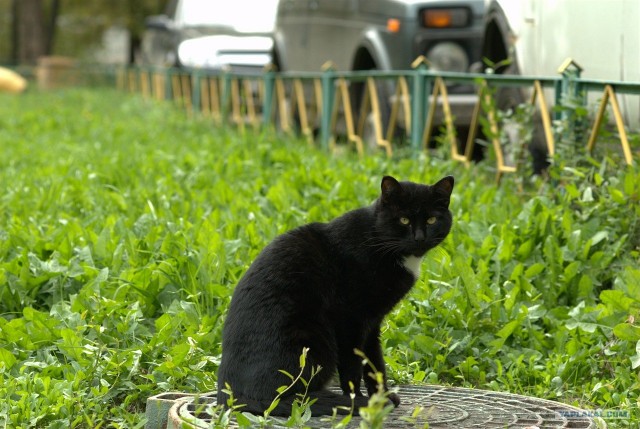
[117,57,638,182]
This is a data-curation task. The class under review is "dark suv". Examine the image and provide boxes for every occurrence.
[273,0,485,139]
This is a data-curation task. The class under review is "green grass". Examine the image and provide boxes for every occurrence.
[0,89,638,428]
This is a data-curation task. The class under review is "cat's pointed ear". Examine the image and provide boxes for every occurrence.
[381,176,402,203]
[433,176,454,195]
[433,176,454,204]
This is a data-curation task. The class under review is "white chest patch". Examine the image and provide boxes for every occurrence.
[402,255,423,279]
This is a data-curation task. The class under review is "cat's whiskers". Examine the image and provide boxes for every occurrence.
[365,239,409,259]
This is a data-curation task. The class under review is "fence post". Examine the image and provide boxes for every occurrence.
[410,57,432,152]
[220,68,232,122]
[164,68,172,101]
[557,58,585,144]
[262,65,276,128]
[319,62,337,150]
[192,70,201,113]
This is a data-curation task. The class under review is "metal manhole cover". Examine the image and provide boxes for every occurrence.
[167,385,603,428]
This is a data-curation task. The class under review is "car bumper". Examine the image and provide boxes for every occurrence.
[389,92,478,126]
[177,35,273,73]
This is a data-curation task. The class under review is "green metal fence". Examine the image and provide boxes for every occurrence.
[118,57,638,181]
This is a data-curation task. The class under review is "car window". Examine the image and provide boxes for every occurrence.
[175,0,279,32]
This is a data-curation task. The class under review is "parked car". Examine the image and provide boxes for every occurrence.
[140,0,279,73]
[272,0,485,142]
[482,0,639,120]
[480,0,640,171]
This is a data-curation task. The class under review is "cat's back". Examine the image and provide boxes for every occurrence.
[247,221,333,277]
[225,220,336,318]
[239,206,372,284]
[224,207,373,327]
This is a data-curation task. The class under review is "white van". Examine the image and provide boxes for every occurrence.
[481,0,639,128]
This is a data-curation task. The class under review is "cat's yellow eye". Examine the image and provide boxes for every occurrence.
[427,216,437,225]
[400,217,410,225]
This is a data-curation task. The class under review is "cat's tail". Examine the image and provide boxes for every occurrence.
[227,389,370,417]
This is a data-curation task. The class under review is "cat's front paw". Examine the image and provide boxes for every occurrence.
[387,391,401,407]
[367,387,400,407]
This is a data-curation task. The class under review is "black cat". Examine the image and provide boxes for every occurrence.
[217,175,454,416]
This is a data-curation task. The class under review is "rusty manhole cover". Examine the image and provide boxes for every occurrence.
[167,385,603,428]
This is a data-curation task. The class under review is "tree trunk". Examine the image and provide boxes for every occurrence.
[45,0,60,55]
[17,0,47,65]
[11,0,19,64]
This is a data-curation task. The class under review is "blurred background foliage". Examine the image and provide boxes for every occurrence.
[0,0,169,66]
